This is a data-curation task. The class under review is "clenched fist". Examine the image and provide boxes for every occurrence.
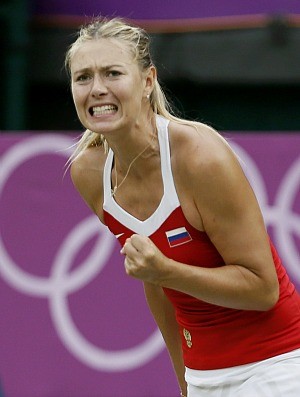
[120,234,171,284]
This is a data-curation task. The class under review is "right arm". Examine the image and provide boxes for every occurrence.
[70,148,188,392]
[71,147,187,392]
[143,282,187,397]
[70,146,105,219]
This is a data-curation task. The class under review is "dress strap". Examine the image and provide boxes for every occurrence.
[102,114,180,236]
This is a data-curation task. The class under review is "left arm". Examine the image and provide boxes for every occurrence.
[121,131,279,311]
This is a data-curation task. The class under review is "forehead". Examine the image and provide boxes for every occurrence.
[70,38,135,71]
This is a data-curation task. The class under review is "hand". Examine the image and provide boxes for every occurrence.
[120,234,169,284]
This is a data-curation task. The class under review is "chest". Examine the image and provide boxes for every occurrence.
[112,168,164,221]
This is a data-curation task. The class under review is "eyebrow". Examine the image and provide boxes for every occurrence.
[72,64,125,75]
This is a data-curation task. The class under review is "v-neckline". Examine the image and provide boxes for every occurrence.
[103,115,180,236]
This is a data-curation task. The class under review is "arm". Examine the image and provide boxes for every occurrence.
[121,128,279,311]
[143,282,187,396]
[176,134,279,311]
[70,146,104,217]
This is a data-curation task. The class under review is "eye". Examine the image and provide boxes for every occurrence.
[75,74,91,83]
[107,70,122,78]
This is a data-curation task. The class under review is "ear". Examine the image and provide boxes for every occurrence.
[143,66,156,98]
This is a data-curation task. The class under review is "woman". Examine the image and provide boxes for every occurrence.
[66,17,300,397]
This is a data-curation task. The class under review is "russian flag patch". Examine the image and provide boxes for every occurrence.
[166,227,192,247]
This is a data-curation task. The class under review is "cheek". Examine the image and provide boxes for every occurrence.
[118,82,143,105]
[71,93,86,121]
[72,87,85,109]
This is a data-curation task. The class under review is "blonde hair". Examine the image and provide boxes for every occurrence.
[66,16,200,162]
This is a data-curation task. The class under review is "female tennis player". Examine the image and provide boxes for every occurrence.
[66,17,300,396]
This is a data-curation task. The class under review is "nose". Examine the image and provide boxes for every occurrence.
[91,76,108,97]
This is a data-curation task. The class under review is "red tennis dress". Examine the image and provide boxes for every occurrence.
[103,115,300,370]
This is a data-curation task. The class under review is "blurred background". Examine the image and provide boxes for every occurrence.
[0,2,300,397]
[1,0,300,132]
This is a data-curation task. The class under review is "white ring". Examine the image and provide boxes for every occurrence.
[0,135,165,371]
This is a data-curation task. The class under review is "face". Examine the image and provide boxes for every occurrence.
[70,38,152,135]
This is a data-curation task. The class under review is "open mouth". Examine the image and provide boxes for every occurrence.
[89,105,118,117]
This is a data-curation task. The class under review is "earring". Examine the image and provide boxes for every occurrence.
[146,94,150,99]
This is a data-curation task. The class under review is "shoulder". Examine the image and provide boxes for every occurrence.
[71,145,106,175]
[168,120,238,182]
[168,120,265,241]
[70,145,107,214]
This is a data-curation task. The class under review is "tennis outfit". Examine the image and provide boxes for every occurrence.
[103,114,300,396]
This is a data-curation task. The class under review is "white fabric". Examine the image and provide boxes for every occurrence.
[186,349,300,396]
[102,114,180,235]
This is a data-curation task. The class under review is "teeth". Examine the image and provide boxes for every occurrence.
[93,105,117,116]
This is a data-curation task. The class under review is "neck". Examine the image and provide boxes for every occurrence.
[110,113,157,172]
[110,115,159,196]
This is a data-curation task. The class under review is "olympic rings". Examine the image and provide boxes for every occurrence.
[0,135,164,372]
[230,141,300,280]
[272,157,300,282]
[0,134,299,371]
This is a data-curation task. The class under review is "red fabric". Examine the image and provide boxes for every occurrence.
[104,206,300,369]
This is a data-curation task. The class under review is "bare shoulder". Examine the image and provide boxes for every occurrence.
[167,120,242,230]
[70,145,107,215]
[70,145,106,179]
[169,120,238,182]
